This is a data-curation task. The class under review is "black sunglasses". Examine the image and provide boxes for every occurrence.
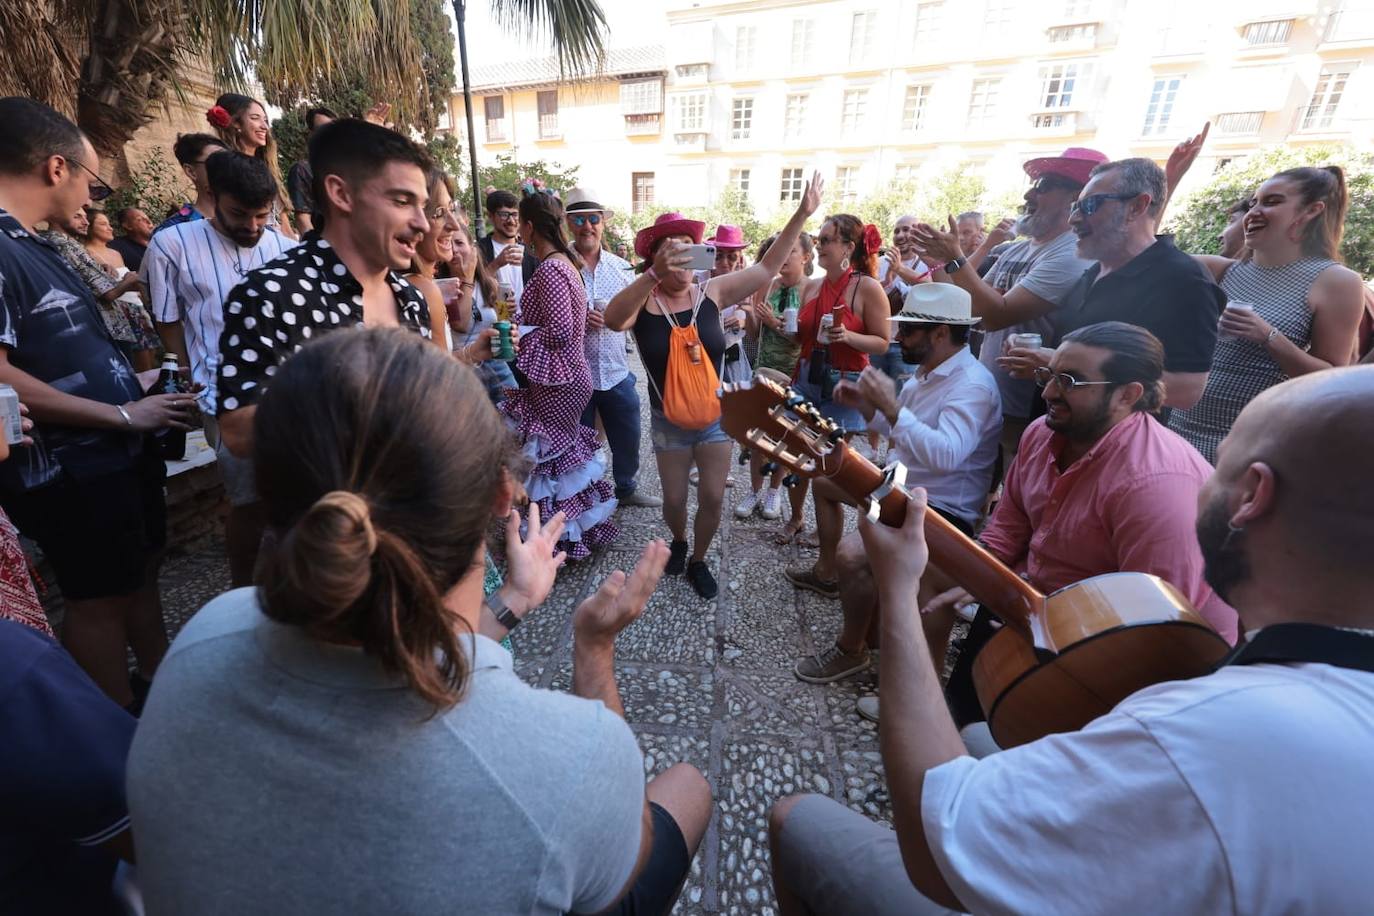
[1071,192,1141,217]
[569,213,602,227]
[1029,176,1081,195]
[72,159,114,202]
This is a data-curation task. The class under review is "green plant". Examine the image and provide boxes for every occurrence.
[1167,145,1374,277]
[104,150,187,225]
[455,152,581,228]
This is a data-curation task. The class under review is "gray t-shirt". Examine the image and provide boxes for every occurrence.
[127,588,646,915]
[978,231,1093,418]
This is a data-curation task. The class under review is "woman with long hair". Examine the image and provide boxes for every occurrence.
[499,189,618,560]
[1170,166,1364,463]
[604,174,823,598]
[207,93,296,239]
[443,221,520,402]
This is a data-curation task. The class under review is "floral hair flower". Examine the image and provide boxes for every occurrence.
[206,105,232,129]
[862,223,882,253]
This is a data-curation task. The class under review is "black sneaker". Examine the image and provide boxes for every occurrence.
[666,540,689,575]
[686,560,718,599]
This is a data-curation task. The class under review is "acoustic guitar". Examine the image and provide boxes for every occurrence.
[719,376,1230,748]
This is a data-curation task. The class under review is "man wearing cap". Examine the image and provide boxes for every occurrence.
[913,147,1100,456]
[786,284,1001,698]
[567,188,660,509]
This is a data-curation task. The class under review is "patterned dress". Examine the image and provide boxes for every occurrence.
[499,258,618,560]
[1169,257,1336,464]
[0,508,51,636]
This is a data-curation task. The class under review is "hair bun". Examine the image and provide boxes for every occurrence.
[311,490,378,556]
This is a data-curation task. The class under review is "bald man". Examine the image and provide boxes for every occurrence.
[770,368,1374,914]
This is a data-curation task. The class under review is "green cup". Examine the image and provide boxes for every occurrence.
[494,320,516,361]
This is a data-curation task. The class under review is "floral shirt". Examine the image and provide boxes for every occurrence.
[38,230,138,344]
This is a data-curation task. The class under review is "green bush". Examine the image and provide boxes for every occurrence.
[105,150,187,225]
[1167,145,1374,277]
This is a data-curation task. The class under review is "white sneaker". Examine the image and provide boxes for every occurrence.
[735,489,761,518]
[760,487,783,520]
[856,695,880,723]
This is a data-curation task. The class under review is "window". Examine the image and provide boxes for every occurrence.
[1038,63,1081,109]
[1141,76,1182,135]
[730,169,751,194]
[850,10,877,64]
[914,2,943,42]
[731,97,754,140]
[483,96,505,141]
[791,19,815,67]
[1033,113,1068,128]
[736,26,757,72]
[902,85,930,132]
[675,93,706,131]
[1048,23,1096,42]
[632,172,655,215]
[836,167,860,204]
[1243,19,1293,45]
[784,93,808,139]
[894,163,919,184]
[1216,111,1264,134]
[984,0,1013,35]
[841,89,868,134]
[537,90,559,138]
[967,78,1000,127]
[676,63,708,79]
[1301,67,1352,130]
[620,79,663,115]
[1063,0,1092,15]
[779,168,806,203]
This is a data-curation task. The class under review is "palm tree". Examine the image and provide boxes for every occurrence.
[0,0,607,160]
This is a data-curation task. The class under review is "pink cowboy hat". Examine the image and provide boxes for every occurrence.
[706,224,747,250]
[1022,146,1109,186]
[634,212,706,260]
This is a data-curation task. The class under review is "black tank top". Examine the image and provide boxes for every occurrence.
[632,290,726,411]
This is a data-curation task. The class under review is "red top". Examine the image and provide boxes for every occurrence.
[797,271,870,373]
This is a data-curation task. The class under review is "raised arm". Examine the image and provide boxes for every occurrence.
[711,172,824,308]
[915,218,1059,332]
[603,242,690,331]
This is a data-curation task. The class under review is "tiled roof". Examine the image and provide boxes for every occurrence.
[468,45,666,92]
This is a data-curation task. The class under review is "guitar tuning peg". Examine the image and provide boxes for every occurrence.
[782,473,800,488]
[827,428,845,444]
[785,394,806,408]
[738,448,751,465]
[760,461,779,476]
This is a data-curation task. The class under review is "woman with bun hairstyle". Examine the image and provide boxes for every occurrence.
[207,92,296,238]
[1170,166,1364,463]
[127,327,712,913]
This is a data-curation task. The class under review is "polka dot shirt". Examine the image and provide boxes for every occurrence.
[215,234,431,414]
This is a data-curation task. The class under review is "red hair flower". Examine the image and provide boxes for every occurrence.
[862,223,882,253]
[206,105,232,129]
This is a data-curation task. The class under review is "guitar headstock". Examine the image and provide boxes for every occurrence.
[718,377,846,480]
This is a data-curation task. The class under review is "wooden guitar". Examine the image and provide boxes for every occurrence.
[719,376,1230,748]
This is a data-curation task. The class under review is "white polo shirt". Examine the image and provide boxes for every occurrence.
[922,661,1374,914]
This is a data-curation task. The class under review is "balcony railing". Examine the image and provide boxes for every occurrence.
[1215,111,1264,134]
[485,121,506,143]
[624,114,662,137]
[538,114,560,139]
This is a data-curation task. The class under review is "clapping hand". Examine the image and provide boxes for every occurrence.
[573,539,670,650]
[831,379,874,420]
[911,218,963,265]
[857,366,898,423]
[987,218,1017,248]
[497,502,567,623]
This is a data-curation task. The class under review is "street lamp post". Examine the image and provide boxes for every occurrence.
[452,0,484,234]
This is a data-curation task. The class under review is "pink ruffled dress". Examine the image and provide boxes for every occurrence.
[499,258,618,559]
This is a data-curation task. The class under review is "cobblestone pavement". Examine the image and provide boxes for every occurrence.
[156,360,892,916]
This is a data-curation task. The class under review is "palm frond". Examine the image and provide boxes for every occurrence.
[488,0,609,77]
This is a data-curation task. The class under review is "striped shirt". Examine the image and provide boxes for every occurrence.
[142,220,296,414]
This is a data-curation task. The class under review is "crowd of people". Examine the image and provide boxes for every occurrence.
[1,86,1372,916]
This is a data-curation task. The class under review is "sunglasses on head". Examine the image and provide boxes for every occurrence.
[1070,192,1141,217]
[570,213,602,227]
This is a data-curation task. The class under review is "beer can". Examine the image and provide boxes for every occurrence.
[0,384,21,445]
[494,321,516,361]
[1009,332,1043,351]
[819,314,835,343]
[592,298,609,312]
[783,306,799,334]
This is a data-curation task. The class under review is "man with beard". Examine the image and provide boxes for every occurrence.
[770,364,1374,915]
[787,284,1001,705]
[144,151,296,585]
[214,119,432,457]
[913,148,1102,457]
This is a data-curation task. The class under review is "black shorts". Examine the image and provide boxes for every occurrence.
[930,503,975,537]
[578,802,691,916]
[4,451,167,601]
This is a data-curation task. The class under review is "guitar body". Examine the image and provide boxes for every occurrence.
[972,573,1230,748]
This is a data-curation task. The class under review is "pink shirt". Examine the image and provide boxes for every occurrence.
[980,413,1238,643]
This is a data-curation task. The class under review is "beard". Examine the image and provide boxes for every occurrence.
[1196,492,1250,606]
[1043,390,1115,443]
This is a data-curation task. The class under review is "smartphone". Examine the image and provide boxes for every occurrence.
[684,243,718,270]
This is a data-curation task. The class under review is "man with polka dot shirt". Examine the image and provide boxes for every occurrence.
[215,119,433,456]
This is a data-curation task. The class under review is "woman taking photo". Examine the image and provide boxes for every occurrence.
[127,328,711,914]
[1169,166,1363,464]
[500,189,618,560]
[207,93,296,239]
[604,174,823,599]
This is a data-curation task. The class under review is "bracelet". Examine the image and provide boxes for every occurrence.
[116,404,134,427]
[1265,328,1281,347]
[460,280,474,290]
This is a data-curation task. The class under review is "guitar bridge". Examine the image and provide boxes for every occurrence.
[865,462,910,523]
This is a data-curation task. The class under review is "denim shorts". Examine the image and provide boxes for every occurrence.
[793,359,867,432]
[649,410,731,454]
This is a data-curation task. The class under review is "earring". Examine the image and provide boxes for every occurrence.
[840,256,851,271]
[1220,522,1245,551]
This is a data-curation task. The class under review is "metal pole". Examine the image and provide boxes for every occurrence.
[453,0,484,233]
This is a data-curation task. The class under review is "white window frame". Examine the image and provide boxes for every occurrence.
[730,168,751,194]
[731,97,755,140]
[967,78,1001,127]
[736,25,757,73]
[984,0,1014,35]
[791,19,815,67]
[632,172,655,215]
[620,78,663,115]
[902,85,931,132]
[850,10,877,64]
[1038,62,1082,109]
[836,166,860,204]
[1141,75,1183,136]
[1301,65,1353,130]
[675,93,706,131]
[914,2,943,42]
[780,167,806,203]
[841,89,869,134]
[784,93,808,139]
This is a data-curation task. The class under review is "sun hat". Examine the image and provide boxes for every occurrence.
[706,224,747,250]
[564,187,614,220]
[891,283,980,326]
[1022,147,1109,187]
[634,212,707,260]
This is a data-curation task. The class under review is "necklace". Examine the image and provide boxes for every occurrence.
[209,222,254,277]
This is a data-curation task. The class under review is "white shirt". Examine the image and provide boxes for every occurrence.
[579,250,633,390]
[142,220,296,414]
[866,346,1001,526]
[491,239,526,306]
[878,254,931,298]
[922,661,1374,915]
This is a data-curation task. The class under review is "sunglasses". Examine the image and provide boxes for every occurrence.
[569,213,602,227]
[1033,366,1116,392]
[1070,192,1141,217]
[1028,176,1081,195]
[72,159,114,202]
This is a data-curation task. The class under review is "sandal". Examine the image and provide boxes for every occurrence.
[773,520,819,548]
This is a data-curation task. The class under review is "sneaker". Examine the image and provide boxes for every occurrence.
[760,487,783,520]
[666,539,689,575]
[619,490,663,508]
[735,489,761,518]
[686,560,718,599]
[856,695,880,723]
[794,643,871,684]
[784,564,840,599]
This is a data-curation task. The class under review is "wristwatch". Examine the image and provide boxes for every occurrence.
[483,590,523,631]
[944,256,967,275]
